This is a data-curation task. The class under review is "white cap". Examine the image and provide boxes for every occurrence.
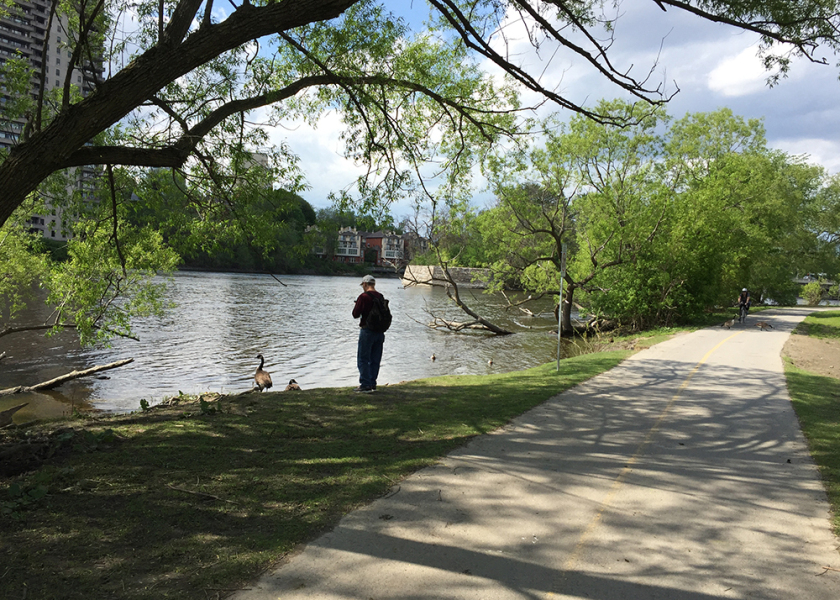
[742,288,747,291]
[361,275,376,286]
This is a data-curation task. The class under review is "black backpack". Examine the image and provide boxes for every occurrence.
[365,292,392,332]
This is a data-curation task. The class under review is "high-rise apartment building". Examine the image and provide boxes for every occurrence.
[0,0,103,240]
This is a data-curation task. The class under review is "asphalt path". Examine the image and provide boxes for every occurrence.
[233,308,840,600]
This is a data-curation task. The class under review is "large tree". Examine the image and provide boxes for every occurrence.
[483,100,668,334]
[580,109,832,326]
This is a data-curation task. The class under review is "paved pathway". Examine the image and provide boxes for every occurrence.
[233,308,840,600]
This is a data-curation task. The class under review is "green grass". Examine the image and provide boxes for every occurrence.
[797,310,840,339]
[785,364,840,535]
[785,310,840,537]
[0,350,629,600]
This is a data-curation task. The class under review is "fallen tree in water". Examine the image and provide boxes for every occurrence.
[0,359,134,397]
[405,252,513,336]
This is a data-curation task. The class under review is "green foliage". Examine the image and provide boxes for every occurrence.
[199,398,217,415]
[0,222,48,322]
[72,429,118,452]
[482,99,673,329]
[45,218,179,346]
[482,104,835,329]
[1,480,48,521]
[0,53,36,122]
[802,281,825,306]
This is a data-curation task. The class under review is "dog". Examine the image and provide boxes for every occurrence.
[755,321,773,331]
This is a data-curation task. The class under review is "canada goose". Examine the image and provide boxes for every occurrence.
[722,318,735,330]
[755,321,773,331]
[254,354,273,391]
[285,379,301,391]
[0,403,27,428]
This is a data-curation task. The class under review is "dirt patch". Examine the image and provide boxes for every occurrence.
[783,332,840,380]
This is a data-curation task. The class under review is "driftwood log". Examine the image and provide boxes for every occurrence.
[0,358,134,397]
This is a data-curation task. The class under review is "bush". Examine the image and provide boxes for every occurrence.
[802,281,824,306]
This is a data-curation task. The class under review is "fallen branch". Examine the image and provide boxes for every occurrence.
[265,272,287,287]
[0,359,134,396]
[500,290,547,316]
[167,484,237,504]
[434,258,512,335]
[428,316,495,332]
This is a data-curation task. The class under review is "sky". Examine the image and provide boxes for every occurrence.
[263,0,840,219]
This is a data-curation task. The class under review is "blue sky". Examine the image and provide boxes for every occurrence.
[264,1,840,219]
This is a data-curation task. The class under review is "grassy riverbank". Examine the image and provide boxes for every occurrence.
[784,310,840,536]
[0,350,630,600]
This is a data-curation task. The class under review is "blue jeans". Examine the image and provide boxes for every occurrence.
[357,328,385,389]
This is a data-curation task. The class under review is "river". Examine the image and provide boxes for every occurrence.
[0,272,581,423]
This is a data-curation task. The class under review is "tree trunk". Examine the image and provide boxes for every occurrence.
[554,284,577,336]
[562,285,576,335]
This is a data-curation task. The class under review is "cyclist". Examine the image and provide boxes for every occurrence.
[737,288,751,323]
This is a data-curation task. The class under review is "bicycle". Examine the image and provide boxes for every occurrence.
[739,303,748,324]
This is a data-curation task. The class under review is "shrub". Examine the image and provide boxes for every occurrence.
[802,281,824,306]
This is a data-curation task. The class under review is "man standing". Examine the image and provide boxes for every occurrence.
[352,274,385,393]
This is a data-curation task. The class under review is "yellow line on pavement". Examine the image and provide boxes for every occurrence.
[549,331,744,594]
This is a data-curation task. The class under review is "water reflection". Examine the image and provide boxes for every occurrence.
[1,272,580,422]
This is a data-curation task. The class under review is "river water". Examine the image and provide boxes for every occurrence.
[0,272,580,423]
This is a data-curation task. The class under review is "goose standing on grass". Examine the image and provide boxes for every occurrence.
[285,379,301,391]
[254,354,273,391]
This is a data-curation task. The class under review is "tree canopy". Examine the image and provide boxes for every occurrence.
[468,104,840,331]
[2,0,840,225]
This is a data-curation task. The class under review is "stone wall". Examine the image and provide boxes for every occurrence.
[402,265,491,289]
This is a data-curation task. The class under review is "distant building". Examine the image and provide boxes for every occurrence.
[1,0,105,241]
[308,226,425,268]
[334,226,363,264]
[362,231,407,268]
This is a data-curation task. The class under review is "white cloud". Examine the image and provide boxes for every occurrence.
[771,138,840,174]
[264,111,367,207]
[708,46,773,97]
